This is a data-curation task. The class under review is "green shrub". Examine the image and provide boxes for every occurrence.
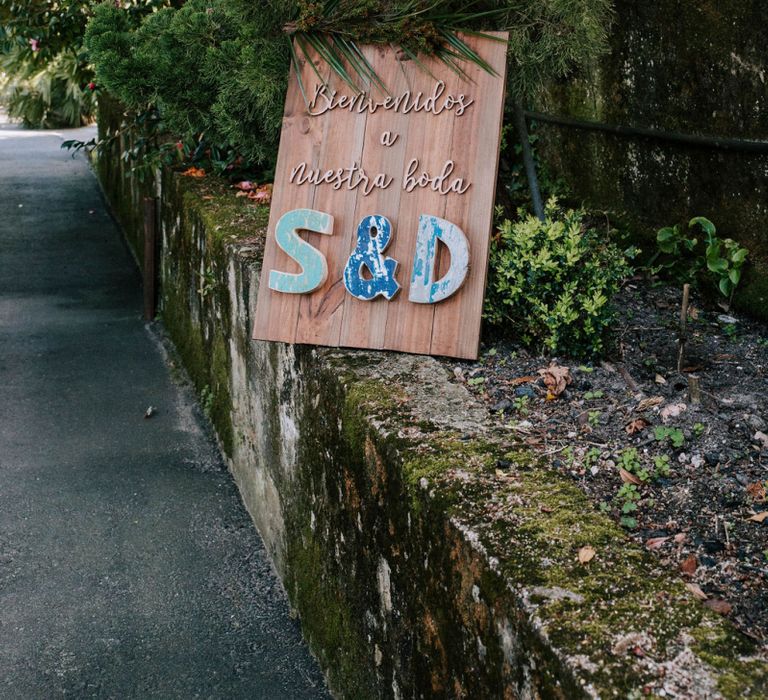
[84,0,614,171]
[484,198,634,358]
[0,48,96,127]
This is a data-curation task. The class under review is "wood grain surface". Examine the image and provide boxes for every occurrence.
[253,33,508,359]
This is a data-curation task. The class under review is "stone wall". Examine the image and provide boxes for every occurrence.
[96,105,768,697]
[534,0,768,318]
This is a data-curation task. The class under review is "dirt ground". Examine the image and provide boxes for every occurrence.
[456,280,768,644]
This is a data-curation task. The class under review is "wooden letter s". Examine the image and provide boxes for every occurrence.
[268,209,334,294]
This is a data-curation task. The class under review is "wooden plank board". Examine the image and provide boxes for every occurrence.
[252,48,329,344]
[430,33,509,358]
[253,34,508,360]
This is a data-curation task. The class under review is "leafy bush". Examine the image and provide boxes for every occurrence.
[84,0,614,171]
[0,1,168,127]
[0,0,95,126]
[649,216,749,304]
[484,198,634,358]
[0,48,95,127]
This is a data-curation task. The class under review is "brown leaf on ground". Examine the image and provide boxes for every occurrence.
[703,599,733,615]
[578,546,596,564]
[246,183,273,205]
[625,418,648,435]
[509,375,536,386]
[620,468,642,485]
[181,166,206,178]
[537,364,572,398]
[747,511,768,523]
[654,374,667,384]
[660,402,687,421]
[233,180,255,191]
[746,482,766,503]
[680,554,698,575]
[636,396,664,412]
[686,582,708,600]
[645,536,669,550]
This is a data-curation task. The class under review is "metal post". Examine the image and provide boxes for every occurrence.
[143,197,157,321]
[513,101,545,222]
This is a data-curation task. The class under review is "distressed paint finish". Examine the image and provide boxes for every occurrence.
[343,215,400,301]
[269,209,334,294]
[409,214,469,304]
[253,34,509,359]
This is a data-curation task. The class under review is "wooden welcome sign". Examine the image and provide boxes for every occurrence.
[253,33,508,360]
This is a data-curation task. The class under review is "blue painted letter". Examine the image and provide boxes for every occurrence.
[269,209,334,294]
[409,215,470,304]
[343,215,401,301]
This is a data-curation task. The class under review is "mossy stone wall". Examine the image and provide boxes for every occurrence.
[96,97,768,698]
[534,0,768,318]
[94,94,156,268]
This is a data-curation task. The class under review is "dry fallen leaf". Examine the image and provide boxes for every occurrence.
[746,482,767,503]
[654,374,667,385]
[181,166,206,178]
[538,364,572,399]
[703,599,733,615]
[625,418,649,435]
[685,582,708,600]
[636,396,664,412]
[748,511,768,523]
[661,402,687,421]
[620,468,642,486]
[233,180,255,191]
[680,554,698,575]
[645,537,669,550]
[509,375,536,386]
[247,183,273,205]
[578,546,596,564]
[753,432,768,449]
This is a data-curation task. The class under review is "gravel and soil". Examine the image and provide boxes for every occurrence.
[456,280,768,645]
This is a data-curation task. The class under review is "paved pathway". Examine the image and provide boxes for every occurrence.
[0,121,329,698]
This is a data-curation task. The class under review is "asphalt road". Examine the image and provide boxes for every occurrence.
[0,121,329,698]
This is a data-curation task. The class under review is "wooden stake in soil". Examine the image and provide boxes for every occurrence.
[687,374,702,406]
[677,284,690,373]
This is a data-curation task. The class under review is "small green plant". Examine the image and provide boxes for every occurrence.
[693,217,749,302]
[693,422,706,438]
[654,426,685,448]
[196,267,217,299]
[616,483,640,528]
[584,447,601,468]
[653,454,671,478]
[513,395,530,416]
[649,217,749,304]
[588,410,601,428]
[722,323,737,339]
[484,198,634,358]
[584,390,605,400]
[200,385,214,417]
[618,447,648,478]
[467,376,486,387]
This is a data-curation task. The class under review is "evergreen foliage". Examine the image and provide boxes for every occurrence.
[0,1,166,127]
[484,199,634,358]
[85,0,613,169]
